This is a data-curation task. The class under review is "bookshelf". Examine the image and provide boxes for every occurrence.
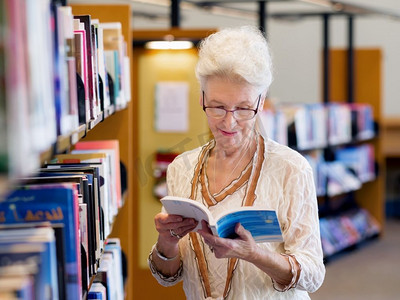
[0,3,134,300]
[259,48,384,259]
[69,4,135,300]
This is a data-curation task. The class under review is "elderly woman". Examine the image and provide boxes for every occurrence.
[148,26,325,299]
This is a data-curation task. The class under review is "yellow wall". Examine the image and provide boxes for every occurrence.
[136,48,209,268]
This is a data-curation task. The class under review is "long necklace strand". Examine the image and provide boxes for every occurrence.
[213,133,254,194]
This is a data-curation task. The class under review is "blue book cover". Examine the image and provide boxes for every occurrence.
[0,183,81,300]
[0,226,59,300]
[104,239,124,300]
[88,282,106,299]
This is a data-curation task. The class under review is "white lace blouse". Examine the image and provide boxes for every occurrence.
[149,136,325,300]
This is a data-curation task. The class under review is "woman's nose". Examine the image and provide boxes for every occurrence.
[223,110,237,128]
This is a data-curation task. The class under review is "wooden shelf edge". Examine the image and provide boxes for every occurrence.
[88,112,104,130]
[103,105,115,119]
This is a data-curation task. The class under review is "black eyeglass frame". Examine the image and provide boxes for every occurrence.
[202,91,262,120]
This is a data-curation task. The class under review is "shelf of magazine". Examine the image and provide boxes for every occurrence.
[319,208,381,260]
[259,101,380,261]
[259,102,376,152]
[303,142,377,198]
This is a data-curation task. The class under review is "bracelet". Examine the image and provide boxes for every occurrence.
[272,253,300,292]
[148,248,183,283]
[153,243,179,261]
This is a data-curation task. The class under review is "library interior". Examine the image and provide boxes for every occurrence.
[0,0,399,299]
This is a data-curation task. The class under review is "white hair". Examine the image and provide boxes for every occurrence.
[195,25,273,94]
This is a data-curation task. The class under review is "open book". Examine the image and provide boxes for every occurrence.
[161,196,283,243]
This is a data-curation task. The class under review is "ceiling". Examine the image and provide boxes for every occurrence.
[68,0,400,29]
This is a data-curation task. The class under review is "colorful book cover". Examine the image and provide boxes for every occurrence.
[74,24,90,123]
[95,22,111,111]
[104,238,124,300]
[102,22,123,106]
[74,15,95,120]
[59,6,79,132]
[0,183,82,300]
[90,23,101,117]
[96,252,115,300]
[0,226,59,300]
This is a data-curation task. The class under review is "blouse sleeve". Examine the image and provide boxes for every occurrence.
[280,156,326,292]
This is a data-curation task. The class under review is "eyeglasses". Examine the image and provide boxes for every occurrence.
[202,91,261,121]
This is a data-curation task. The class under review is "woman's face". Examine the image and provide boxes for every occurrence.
[202,76,263,150]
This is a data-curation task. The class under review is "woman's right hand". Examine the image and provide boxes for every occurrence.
[151,213,197,275]
[155,212,198,246]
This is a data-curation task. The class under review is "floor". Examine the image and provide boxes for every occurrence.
[311,218,400,300]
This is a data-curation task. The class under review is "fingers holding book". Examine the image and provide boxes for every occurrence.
[155,212,198,242]
[199,222,258,260]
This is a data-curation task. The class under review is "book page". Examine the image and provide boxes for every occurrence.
[161,196,214,231]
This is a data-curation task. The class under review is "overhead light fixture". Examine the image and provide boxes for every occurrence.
[144,34,193,50]
[145,40,194,50]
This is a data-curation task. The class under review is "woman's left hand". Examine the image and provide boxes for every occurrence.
[197,220,259,261]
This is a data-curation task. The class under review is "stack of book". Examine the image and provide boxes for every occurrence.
[0,139,125,299]
[88,238,125,300]
[0,224,60,300]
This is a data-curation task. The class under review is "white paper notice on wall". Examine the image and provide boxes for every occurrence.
[155,81,189,132]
